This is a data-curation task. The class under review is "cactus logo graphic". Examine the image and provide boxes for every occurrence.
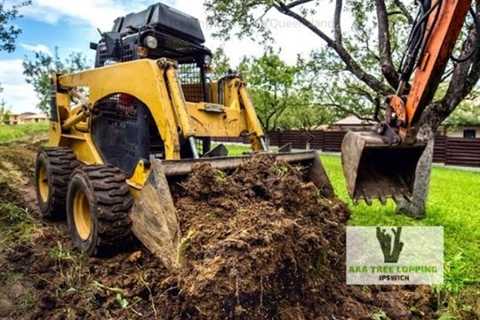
[376,227,404,263]
[347,226,444,285]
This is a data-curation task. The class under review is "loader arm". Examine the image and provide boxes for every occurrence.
[342,0,473,203]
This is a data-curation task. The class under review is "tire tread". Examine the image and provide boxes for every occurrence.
[69,165,133,255]
[36,147,79,218]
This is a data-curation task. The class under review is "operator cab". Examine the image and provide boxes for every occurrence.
[90,2,212,102]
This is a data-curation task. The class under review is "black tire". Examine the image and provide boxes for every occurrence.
[66,165,133,256]
[35,147,79,219]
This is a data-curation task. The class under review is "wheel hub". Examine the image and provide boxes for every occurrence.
[38,165,49,203]
[73,190,92,240]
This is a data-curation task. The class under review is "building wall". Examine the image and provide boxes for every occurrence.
[4,114,48,125]
[447,127,480,139]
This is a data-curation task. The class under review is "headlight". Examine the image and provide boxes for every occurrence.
[204,55,212,66]
[144,35,158,49]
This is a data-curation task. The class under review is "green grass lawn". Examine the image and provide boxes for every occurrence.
[320,154,480,292]
[222,143,253,156]
[0,123,48,144]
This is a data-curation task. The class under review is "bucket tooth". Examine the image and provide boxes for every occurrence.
[341,131,426,203]
[360,190,372,205]
[378,193,387,206]
[364,196,373,206]
[391,193,401,203]
[402,193,412,202]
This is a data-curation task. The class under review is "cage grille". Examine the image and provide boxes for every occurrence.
[179,63,204,102]
[178,63,201,84]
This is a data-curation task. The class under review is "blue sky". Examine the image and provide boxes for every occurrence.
[0,0,337,113]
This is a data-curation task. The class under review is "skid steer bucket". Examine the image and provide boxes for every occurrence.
[130,151,334,270]
[341,131,426,204]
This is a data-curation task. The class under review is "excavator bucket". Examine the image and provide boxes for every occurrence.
[130,151,334,270]
[341,131,426,204]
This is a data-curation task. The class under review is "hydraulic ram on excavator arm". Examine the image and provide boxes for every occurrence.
[342,0,473,203]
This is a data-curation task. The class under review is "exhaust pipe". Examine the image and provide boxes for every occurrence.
[341,131,426,204]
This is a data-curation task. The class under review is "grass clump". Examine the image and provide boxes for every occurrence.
[0,123,48,144]
[0,202,36,246]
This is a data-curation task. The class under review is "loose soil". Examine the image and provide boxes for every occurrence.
[0,140,438,319]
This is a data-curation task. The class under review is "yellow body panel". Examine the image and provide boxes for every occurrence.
[129,160,151,190]
[50,58,265,189]
[186,102,247,137]
[59,59,181,160]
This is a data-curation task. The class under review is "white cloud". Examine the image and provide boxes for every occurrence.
[21,0,348,64]
[20,43,52,55]
[173,0,347,65]
[22,0,155,30]
[0,60,39,114]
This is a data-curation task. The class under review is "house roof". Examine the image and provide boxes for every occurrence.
[334,115,366,126]
[10,113,47,119]
[10,112,36,117]
[21,114,48,120]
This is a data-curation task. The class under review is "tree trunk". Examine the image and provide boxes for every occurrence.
[395,125,435,218]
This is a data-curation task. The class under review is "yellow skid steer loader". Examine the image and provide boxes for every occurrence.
[35,3,333,270]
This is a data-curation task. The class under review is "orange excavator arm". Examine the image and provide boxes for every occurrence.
[341,0,475,203]
[395,0,472,141]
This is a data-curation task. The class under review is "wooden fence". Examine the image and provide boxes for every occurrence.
[214,130,480,168]
[445,138,480,167]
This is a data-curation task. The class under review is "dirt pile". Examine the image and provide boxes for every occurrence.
[164,157,349,319]
[154,156,435,319]
[0,146,437,319]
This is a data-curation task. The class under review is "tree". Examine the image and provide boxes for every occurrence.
[0,1,31,52]
[278,95,335,131]
[0,87,6,124]
[239,50,301,131]
[1,1,31,112]
[0,86,11,123]
[205,0,480,218]
[210,48,232,78]
[238,49,333,132]
[210,47,334,132]
[276,61,336,131]
[0,104,11,124]
[445,94,480,127]
[23,49,89,113]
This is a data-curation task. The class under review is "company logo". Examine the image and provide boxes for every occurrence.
[376,227,404,263]
[347,227,444,285]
